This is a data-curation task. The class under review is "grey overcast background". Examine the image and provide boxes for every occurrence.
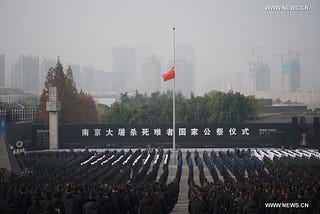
[1,0,319,95]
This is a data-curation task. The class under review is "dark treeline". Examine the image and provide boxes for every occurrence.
[98,91,260,125]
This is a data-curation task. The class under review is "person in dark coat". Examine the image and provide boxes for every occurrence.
[233,190,247,214]
[62,189,78,214]
[41,191,56,214]
[311,185,320,214]
[138,188,155,214]
[0,190,18,214]
[82,192,101,214]
[98,191,112,214]
[16,186,32,214]
[110,186,123,214]
[292,189,311,214]
[26,196,43,214]
[152,189,168,214]
[243,194,261,214]
[51,192,64,214]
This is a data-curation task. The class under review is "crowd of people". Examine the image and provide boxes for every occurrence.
[186,149,320,214]
[1,148,320,213]
[0,148,182,214]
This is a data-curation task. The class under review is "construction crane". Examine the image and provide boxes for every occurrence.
[273,49,320,60]
[243,46,264,68]
[296,50,320,58]
[250,46,263,62]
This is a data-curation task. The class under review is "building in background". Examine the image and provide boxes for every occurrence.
[11,55,39,94]
[81,66,95,92]
[113,46,135,93]
[40,59,55,91]
[0,54,4,87]
[135,45,151,86]
[176,45,195,97]
[248,62,271,92]
[10,58,23,90]
[245,91,320,111]
[141,54,161,95]
[95,69,112,94]
[281,57,301,92]
[166,57,191,97]
[164,45,195,97]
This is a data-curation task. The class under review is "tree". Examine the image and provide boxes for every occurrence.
[96,103,109,123]
[207,92,259,124]
[35,59,98,124]
[246,95,260,120]
[101,90,260,124]
[19,97,38,108]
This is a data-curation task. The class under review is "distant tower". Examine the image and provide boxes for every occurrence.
[81,66,95,92]
[113,46,135,92]
[248,62,271,92]
[11,55,39,93]
[135,45,151,84]
[166,57,188,96]
[141,55,161,95]
[281,56,301,92]
[176,45,195,97]
[164,45,195,97]
[95,69,112,93]
[46,87,61,150]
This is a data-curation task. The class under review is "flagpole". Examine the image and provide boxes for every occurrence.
[172,27,176,164]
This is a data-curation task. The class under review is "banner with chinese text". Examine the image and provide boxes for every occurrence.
[49,123,293,148]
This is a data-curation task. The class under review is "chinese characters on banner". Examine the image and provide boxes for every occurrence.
[81,127,251,137]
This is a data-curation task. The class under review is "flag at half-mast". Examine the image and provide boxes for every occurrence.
[162,66,175,82]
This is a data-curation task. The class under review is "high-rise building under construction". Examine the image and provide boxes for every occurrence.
[248,62,271,92]
[281,57,301,92]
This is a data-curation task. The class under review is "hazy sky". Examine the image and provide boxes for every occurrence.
[1,0,319,94]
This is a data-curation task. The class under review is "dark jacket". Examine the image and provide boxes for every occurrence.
[138,195,154,214]
[1,198,18,214]
[26,204,43,214]
[110,192,123,214]
[243,200,261,214]
[152,194,168,214]
[17,192,32,214]
[62,193,77,214]
[82,200,101,214]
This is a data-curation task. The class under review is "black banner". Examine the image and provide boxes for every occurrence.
[33,123,295,148]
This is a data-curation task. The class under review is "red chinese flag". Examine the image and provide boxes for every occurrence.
[162,67,175,82]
